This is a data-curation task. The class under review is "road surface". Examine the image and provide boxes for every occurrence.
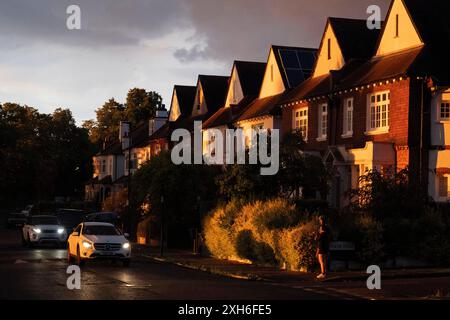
[0,226,448,300]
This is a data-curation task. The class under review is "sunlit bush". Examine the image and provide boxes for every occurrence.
[204,198,320,271]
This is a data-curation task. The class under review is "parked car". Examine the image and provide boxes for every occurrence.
[56,209,87,236]
[22,215,67,247]
[5,213,28,228]
[84,212,119,226]
[67,222,131,267]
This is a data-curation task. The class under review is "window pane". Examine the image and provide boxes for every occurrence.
[439,176,448,197]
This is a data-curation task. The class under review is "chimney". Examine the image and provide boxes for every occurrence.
[149,109,168,137]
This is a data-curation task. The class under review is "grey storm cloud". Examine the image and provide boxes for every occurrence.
[176,0,391,63]
[0,0,391,123]
[0,0,190,48]
[0,0,390,56]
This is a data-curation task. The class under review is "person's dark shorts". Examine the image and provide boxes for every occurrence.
[318,244,329,255]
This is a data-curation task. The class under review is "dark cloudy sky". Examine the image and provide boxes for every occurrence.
[0,0,390,124]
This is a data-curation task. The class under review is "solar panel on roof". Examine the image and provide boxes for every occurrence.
[278,49,317,88]
[285,69,306,87]
[298,51,316,70]
[280,50,301,69]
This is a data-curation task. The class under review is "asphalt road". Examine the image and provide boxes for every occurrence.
[0,226,337,300]
[0,226,449,300]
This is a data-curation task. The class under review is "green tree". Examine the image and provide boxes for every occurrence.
[0,103,94,206]
[279,131,329,199]
[125,88,163,126]
[131,151,220,241]
[83,98,125,149]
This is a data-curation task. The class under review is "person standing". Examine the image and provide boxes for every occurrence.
[316,216,330,279]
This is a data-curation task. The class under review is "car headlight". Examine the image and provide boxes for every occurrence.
[82,241,92,249]
[122,242,130,249]
[32,228,41,234]
[57,228,65,234]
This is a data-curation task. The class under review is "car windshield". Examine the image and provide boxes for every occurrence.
[31,217,58,225]
[83,226,121,236]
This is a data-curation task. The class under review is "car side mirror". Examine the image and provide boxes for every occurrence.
[124,233,130,238]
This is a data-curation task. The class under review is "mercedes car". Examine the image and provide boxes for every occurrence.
[67,222,131,267]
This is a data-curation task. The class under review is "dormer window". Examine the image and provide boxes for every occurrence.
[327,38,331,60]
[232,80,238,104]
[395,14,399,37]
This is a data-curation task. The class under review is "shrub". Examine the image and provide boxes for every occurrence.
[279,218,320,271]
[354,215,385,264]
[412,206,450,265]
[235,230,276,264]
[203,201,239,260]
[253,198,299,230]
[204,198,320,271]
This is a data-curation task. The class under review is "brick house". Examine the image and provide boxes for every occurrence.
[280,0,450,207]
[234,45,317,147]
[202,60,266,162]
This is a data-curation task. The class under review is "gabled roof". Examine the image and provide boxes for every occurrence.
[328,17,381,61]
[234,61,266,96]
[198,75,230,114]
[97,140,122,156]
[401,0,450,84]
[402,0,450,48]
[173,85,196,118]
[236,93,284,123]
[271,45,318,89]
[203,95,257,129]
[148,122,171,141]
[339,46,423,88]
[128,121,149,149]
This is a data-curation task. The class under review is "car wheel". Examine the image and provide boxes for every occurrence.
[122,259,131,267]
[76,246,85,266]
[27,234,34,248]
[21,233,27,246]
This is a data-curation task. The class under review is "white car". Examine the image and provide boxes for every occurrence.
[22,215,67,247]
[67,222,131,267]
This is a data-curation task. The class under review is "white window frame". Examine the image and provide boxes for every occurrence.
[342,98,353,138]
[293,107,308,141]
[439,101,450,121]
[101,159,106,174]
[317,103,328,141]
[366,91,390,135]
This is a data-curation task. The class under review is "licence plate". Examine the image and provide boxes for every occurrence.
[100,251,115,256]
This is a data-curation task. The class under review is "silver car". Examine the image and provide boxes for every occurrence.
[22,215,67,247]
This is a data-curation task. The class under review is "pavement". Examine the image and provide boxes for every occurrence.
[132,244,450,283]
[132,244,450,300]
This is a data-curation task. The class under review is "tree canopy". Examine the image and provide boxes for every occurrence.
[83,88,164,150]
[0,103,94,207]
